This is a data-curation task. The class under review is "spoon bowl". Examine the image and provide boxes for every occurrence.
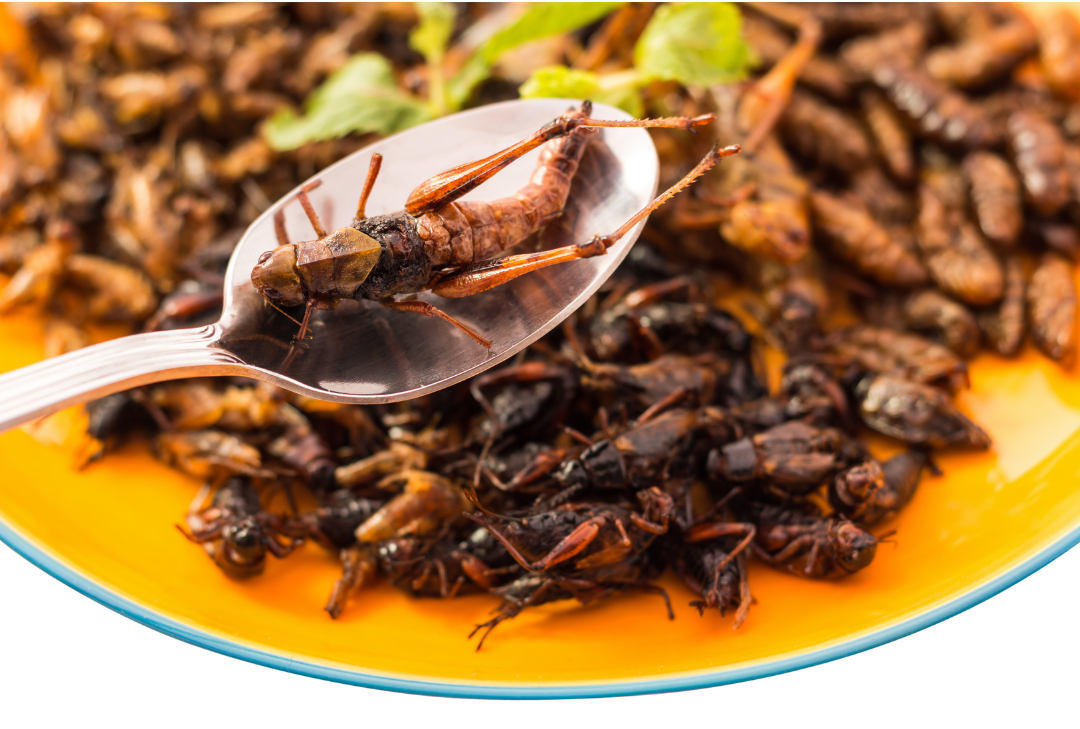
[0,99,658,431]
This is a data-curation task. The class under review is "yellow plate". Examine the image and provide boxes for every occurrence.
[3,304,1080,697]
[4,2,1080,698]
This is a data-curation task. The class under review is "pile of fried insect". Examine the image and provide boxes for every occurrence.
[2,3,1080,648]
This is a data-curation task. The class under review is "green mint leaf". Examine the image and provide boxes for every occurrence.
[447,1,623,110]
[519,65,644,118]
[263,54,432,151]
[480,2,624,64]
[409,2,456,64]
[634,2,752,87]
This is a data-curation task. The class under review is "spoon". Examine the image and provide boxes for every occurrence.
[0,99,661,434]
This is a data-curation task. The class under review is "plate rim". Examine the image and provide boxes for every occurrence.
[1,511,1076,699]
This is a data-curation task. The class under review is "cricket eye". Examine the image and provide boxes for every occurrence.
[258,251,273,265]
[261,287,282,301]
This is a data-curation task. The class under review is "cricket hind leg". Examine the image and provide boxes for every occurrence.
[430,143,741,299]
[354,153,383,220]
[382,299,493,348]
[404,103,717,216]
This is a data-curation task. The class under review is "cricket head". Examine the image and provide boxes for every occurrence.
[251,245,306,307]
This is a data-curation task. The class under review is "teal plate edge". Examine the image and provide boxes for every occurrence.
[1,514,1076,700]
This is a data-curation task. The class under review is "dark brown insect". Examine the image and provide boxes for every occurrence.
[916,185,1004,306]
[180,477,303,579]
[672,539,752,627]
[829,450,933,526]
[1007,110,1071,217]
[251,103,734,349]
[860,62,1001,150]
[1027,254,1078,366]
[977,256,1026,357]
[469,487,675,574]
[778,91,872,174]
[554,407,734,493]
[962,151,1022,250]
[810,189,928,288]
[377,528,516,599]
[855,373,991,449]
[860,90,915,184]
[707,420,846,496]
[744,502,878,580]
[925,18,1037,89]
[826,325,970,393]
[900,289,981,359]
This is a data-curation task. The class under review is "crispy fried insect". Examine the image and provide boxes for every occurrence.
[916,185,1004,306]
[673,541,751,627]
[977,256,1026,357]
[925,19,1037,89]
[1027,254,1078,366]
[759,254,829,354]
[779,362,850,428]
[180,477,302,579]
[268,404,338,491]
[745,502,877,580]
[377,528,515,599]
[860,90,915,184]
[554,408,734,493]
[469,360,578,441]
[810,190,928,288]
[962,151,1022,250]
[855,374,991,449]
[155,429,271,479]
[828,460,886,524]
[470,556,670,649]
[64,254,157,322]
[860,61,1001,149]
[778,91,872,174]
[468,487,674,574]
[707,420,843,496]
[150,380,281,431]
[827,325,970,392]
[829,450,933,526]
[1007,110,1071,217]
[901,289,981,359]
[584,277,753,363]
[335,440,428,488]
[79,391,155,466]
[576,352,756,413]
[1036,9,1080,99]
[354,470,468,543]
[840,21,927,80]
[252,103,732,349]
[0,221,76,315]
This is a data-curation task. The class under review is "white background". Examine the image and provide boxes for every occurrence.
[0,536,1073,727]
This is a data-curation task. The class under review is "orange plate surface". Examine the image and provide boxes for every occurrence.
[4,1,1080,696]
[3,304,1080,692]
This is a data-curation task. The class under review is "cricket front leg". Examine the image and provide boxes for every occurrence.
[404,102,717,216]
[430,143,740,299]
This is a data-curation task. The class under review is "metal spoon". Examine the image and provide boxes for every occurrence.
[0,99,659,433]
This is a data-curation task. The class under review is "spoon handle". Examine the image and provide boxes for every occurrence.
[0,325,241,434]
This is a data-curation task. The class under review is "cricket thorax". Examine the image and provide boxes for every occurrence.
[294,227,382,302]
[351,211,435,300]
